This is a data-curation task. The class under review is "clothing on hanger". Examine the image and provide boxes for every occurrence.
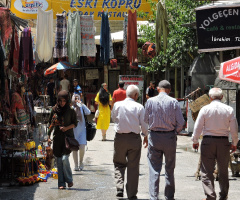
[122,14,128,57]
[155,1,169,54]
[36,8,53,62]
[53,13,67,58]
[80,15,96,57]
[100,11,110,64]
[127,10,137,63]
[66,11,81,64]
[0,7,12,46]
[9,26,20,74]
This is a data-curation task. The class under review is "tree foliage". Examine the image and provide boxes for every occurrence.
[138,0,211,72]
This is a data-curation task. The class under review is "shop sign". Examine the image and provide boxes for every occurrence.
[119,75,144,104]
[85,69,99,80]
[196,4,240,52]
[10,0,157,20]
[219,56,240,84]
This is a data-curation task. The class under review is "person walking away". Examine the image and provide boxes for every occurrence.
[112,81,126,107]
[71,94,91,171]
[146,81,158,100]
[144,80,185,200]
[192,87,238,200]
[45,77,55,106]
[47,90,77,189]
[60,74,70,92]
[111,84,148,199]
[95,83,112,141]
[73,79,83,100]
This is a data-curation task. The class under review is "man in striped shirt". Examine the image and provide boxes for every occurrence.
[144,80,185,200]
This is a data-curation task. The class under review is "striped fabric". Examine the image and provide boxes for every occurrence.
[144,92,185,133]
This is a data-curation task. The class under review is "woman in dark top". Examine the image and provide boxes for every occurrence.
[48,90,77,189]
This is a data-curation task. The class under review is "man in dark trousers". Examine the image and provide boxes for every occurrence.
[144,80,185,200]
[45,77,55,106]
[111,85,148,200]
[112,81,126,106]
[192,87,238,200]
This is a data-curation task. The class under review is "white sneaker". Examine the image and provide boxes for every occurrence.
[74,167,79,171]
[79,163,84,170]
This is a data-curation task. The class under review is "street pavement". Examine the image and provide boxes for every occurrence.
[1,121,240,200]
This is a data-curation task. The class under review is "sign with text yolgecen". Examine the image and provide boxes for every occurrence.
[10,0,157,20]
[196,4,240,52]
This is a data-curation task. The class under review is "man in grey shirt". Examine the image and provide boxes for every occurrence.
[144,80,185,200]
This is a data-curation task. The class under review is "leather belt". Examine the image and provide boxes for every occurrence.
[203,135,228,139]
[151,130,174,133]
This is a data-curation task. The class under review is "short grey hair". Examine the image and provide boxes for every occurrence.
[209,88,223,100]
[126,85,139,98]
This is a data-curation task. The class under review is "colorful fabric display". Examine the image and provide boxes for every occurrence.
[36,8,53,62]
[9,27,20,74]
[0,7,12,46]
[80,15,96,57]
[53,14,67,58]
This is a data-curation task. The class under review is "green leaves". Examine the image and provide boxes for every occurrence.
[138,0,210,71]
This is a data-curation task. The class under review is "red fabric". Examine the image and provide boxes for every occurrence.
[127,10,137,63]
[110,59,117,68]
[112,88,126,102]
[9,27,20,74]
[0,8,12,46]
[11,92,25,114]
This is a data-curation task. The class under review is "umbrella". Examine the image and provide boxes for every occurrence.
[219,56,240,84]
[44,62,78,76]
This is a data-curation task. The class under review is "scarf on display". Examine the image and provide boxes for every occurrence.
[0,7,12,46]
[100,11,110,65]
[53,13,67,58]
[72,94,83,121]
[80,15,96,57]
[127,10,137,63]
[9,26,20,74]
[122,14,128,57]
[0,37,6,95]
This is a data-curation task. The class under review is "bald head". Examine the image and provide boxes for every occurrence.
[209,88,223,100]
[126,85,139,100]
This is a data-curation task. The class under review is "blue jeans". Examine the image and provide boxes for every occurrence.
[57,154,73,187]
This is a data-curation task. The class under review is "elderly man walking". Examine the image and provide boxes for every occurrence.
[192,88,239,200]
[111,84,148,200]
[144,80,185,200]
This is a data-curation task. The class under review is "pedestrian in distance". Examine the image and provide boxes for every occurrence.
[73,79,83,100]
[144,80,185,200]
[146,80,158,100]
[192,87,239,200]
[60,74,70,92]
[45,77,55,106]
[95,83,112,141]
[47,90,77,189]
[71,94,91,171]
[111,84,148,200]
[112,81,126,107]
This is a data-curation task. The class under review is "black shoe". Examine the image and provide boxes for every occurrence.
[116,190,124,197]
[128,196,137,200]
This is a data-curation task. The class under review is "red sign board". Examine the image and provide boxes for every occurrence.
[219,56,240,84]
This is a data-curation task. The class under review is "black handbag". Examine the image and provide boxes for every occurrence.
[65,136,79,151]
[83,109,96,141]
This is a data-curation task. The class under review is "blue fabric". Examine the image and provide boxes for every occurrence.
[74,85,82,95]
[73,104,91,145]
[57,154,72,187]
[100,12,110,65]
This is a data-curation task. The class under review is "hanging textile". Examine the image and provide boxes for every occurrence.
[122,14,128,57]
[127,10,137,63]
[36,8,53,62]
[53,14,67,58]
[32,35,36,71]
[100,11,110,65]
[66,12,81,65]
[80,15,96,57]
[109,28,114,59]
[0,7,12,46]
[18,28,34,75]
[9,27,20,74]
[155,2,169,54]
[0,37,6,95]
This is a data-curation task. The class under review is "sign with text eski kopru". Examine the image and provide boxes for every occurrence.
[196,4,240,52]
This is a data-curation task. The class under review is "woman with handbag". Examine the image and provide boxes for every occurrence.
[47,90,77,189]
[71,94,91,171]
[95,83,112,141]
